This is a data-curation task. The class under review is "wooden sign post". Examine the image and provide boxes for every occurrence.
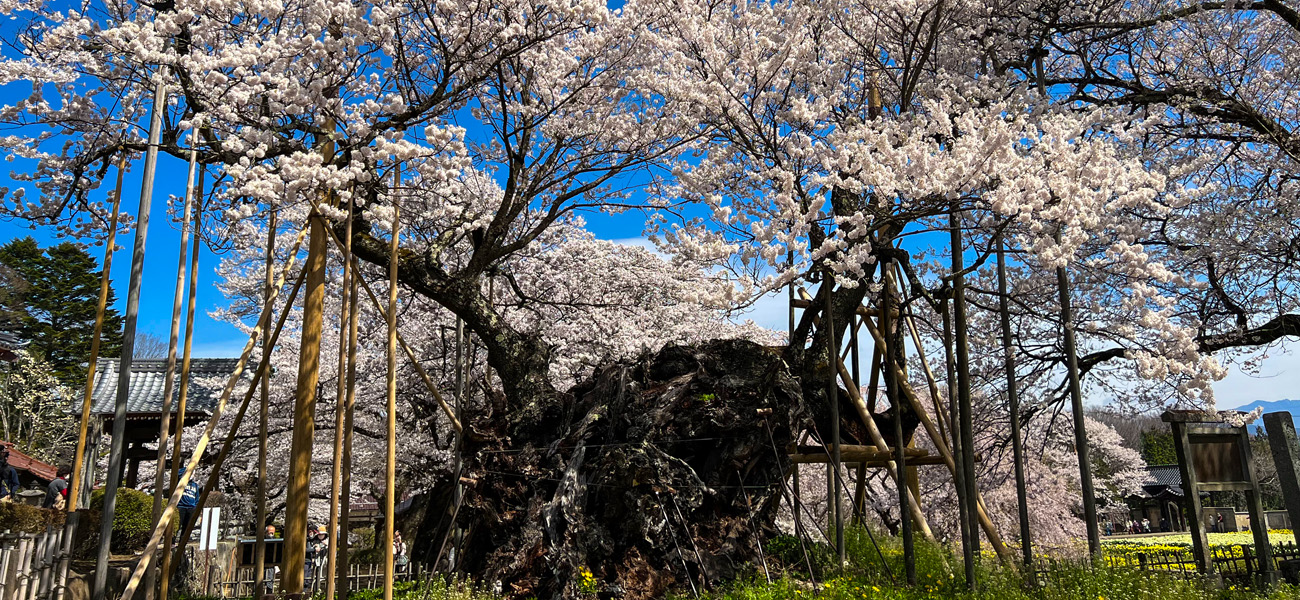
[1163,410,1275,587]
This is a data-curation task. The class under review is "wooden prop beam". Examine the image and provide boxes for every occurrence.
[854,317,1013,562]
[383,182,401,600]
[795,289,934,540]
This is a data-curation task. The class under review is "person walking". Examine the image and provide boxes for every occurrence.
[42,464,71,509]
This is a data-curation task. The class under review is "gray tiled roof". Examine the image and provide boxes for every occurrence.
[1141,464,1185,497]
[0,330,23,350]
[90,357,243,416]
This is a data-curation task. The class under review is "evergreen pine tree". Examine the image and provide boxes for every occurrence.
[0,236,123,384]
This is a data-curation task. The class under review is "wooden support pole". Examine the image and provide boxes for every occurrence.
[69,154,125,513]
[283,125,334,594]
[796,289,933,540]
[326,194,354,600]
[856,301,1013,562]
[95,75,165,600]
[283,213,327,596]
[1056,244,1101,558]
[253,210,277,600]
[996,233,1033,571]
[941,298,975,581]
[148,142,198,599]
[60,152,126,600]
[160,164,205,600]
[116,224,310,600]
[338,273,360,600]
[950,204,982,587]
[824,279,845,566]
[383,182,402,600]
[883,258,915,584]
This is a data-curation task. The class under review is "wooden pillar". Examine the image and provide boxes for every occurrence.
[326,196,354,600]
[824,278,844,565]
[253,210,276,600]
[883,258,914,583]
[1170,420,1214,576]
[949,205,979,588]
[1241,425,1276,586]
[1056,255,1101,558]
[382,182,402,600]
[282,213,328,596]
[1264,412,1300,548]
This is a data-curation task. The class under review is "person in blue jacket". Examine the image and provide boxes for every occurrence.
[177,466,202,534]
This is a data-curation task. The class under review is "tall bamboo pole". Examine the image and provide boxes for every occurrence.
[283,132,334,597]
[148,142,198,598]
[383,180,401,600]
[1056,240,1101,558]
[69,153,126,513]
[326,194,355,600]
[948,205,979,590]
[996,233,1034,570]
[253,210,277,600]
[116,223,311,600]
[59,152,127,600]
[159,162,205,600]
[338,271,359,600]
[95,75,166,600]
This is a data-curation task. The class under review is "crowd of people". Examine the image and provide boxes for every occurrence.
[1105,517,1173,535]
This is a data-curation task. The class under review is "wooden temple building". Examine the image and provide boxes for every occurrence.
[89,357,244,488]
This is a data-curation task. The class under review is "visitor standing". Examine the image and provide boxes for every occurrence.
[0,449,20,500]
[394,530,409,578]
[42,464,70,509]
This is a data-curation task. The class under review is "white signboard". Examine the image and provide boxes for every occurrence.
[199,506,221,551]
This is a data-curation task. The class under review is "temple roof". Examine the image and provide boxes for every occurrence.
[89,357,243,417]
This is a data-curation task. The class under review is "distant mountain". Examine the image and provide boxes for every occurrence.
[1229,399,1300,433]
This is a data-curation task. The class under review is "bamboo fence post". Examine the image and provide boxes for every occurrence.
[95,75,166,600]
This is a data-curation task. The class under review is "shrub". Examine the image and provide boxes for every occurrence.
[84,487,156,555]
[0,501,61,534]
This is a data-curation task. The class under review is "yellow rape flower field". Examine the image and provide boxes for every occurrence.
[1101,530,1297,557]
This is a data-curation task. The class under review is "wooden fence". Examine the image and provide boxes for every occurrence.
[0,528,70,600]
[211,562,427,598]
[1038,542,1300,584]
